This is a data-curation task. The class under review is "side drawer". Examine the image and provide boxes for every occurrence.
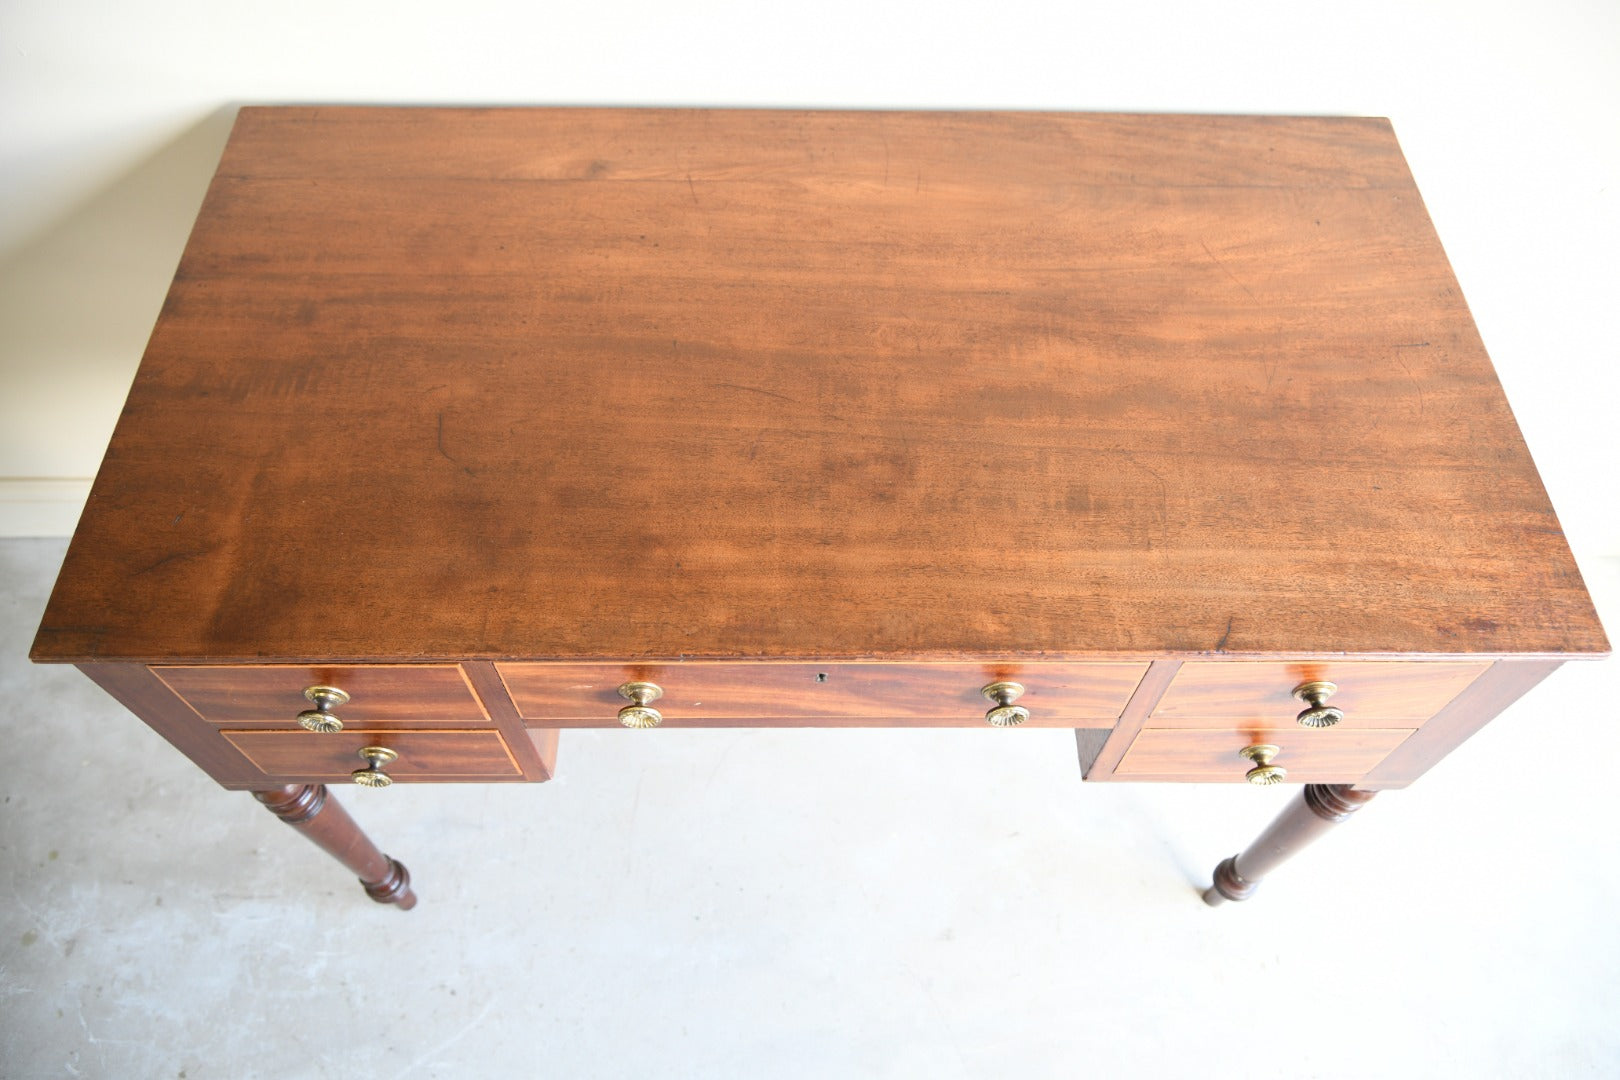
[153,665,492,727]
[1150,661,1489,727]
[495,662,1150,727]
[223,729,521,781]
[1115,726,1414,783]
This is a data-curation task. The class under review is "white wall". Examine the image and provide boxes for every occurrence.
[3,1,1617,560]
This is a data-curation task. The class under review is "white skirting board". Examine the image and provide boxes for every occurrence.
[0,479,92,537]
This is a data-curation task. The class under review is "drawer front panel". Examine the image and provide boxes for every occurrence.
[1151,661,1489,726]
[1116,727,1414,783]
[154,665,491,727]
[223,729,520,780]
[496,662,1149,727]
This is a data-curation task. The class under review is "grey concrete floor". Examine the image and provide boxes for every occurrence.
[3,537,1618,1078]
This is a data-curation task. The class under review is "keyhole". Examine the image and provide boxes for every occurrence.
[815,672,828,683]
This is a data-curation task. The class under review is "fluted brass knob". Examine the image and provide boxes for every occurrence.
[617,682,664,728]
[298,686,350,733]
[352,746,398,788]
[1293,681,1343,728]
[980,681,1029,726]
[1239,744,1287,785]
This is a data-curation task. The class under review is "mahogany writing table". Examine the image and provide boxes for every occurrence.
[31,107,1608,909]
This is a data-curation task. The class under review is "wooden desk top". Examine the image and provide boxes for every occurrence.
[32,107,1607,664]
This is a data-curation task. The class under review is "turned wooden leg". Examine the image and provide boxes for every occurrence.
[1203,784,1376,906]
[253,784,416,910]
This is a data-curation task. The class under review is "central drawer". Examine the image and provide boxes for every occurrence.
[496,662,1149,727]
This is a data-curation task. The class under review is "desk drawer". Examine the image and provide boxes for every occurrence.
[1116,726,1414,783]
[496,662,1149,727]
[154,665,491,727]
[1151,662,1488,727]
[223,729,521,781]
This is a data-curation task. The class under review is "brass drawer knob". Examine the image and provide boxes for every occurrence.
[1293,681,1344,728]
[980,681,1029,726]
[352,746,399,787]
[298,686,350,733]
[1239,744,1287,785]
[617,682,664,728]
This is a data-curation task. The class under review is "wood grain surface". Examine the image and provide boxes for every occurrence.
[1114,727,1412,783]
[153,664,491,725]
[79,662,259,784]
[31,107,1608,663]
[1149,660,1488,726]
[224,729,522,780]
[497,661,1145,725]
[1082,660,1183,777]
[1358,659,1562,788]
[462,660,562,779]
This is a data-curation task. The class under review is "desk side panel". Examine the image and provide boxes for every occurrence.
[78,663,259,785]
[1356,659,1562,788]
